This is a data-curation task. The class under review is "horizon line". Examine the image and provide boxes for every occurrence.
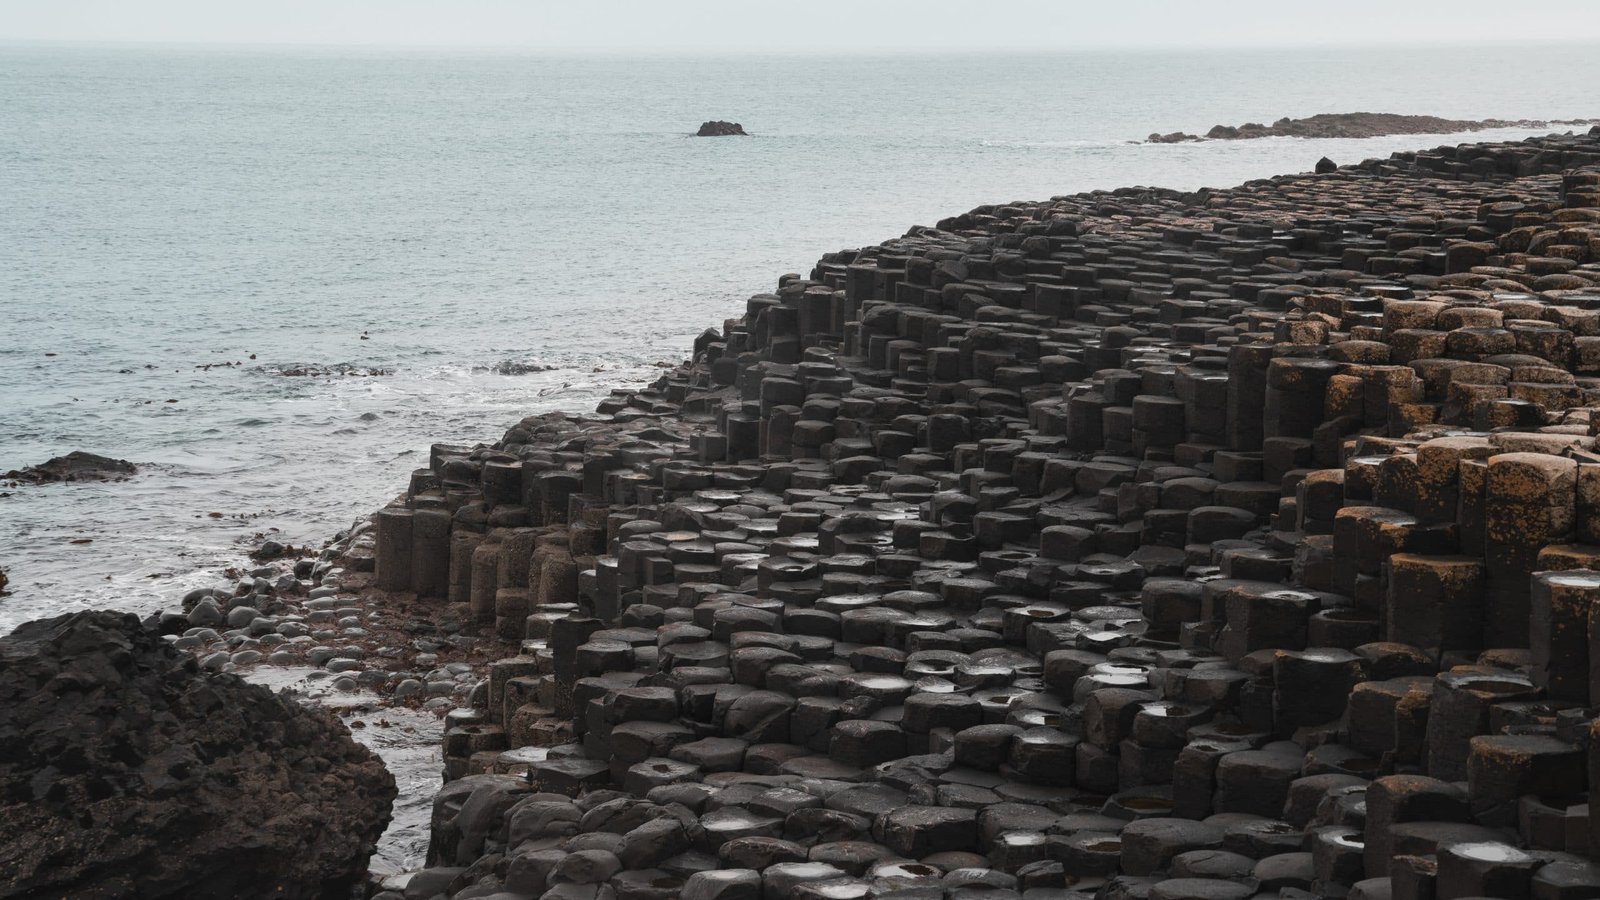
[3,35,1598,54]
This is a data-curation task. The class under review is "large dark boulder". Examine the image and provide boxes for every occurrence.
[696,120,747,136]
[0,611,395,899]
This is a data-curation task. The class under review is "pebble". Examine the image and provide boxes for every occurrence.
[225,606,259,628]
[186,599,224,627]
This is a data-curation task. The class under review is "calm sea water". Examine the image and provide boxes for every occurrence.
[3,42,1598,631]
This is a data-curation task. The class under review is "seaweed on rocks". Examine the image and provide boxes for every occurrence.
[266,363,392,378]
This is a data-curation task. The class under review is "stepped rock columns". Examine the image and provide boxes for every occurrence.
[367,131,1600,899]
[373,507,413,592]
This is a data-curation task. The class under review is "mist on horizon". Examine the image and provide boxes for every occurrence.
[4,0,1599,51]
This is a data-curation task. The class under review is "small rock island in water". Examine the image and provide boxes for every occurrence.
[696,120,747,136]
[1147,111,1600,142]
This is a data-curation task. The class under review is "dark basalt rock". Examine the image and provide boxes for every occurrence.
[1315,156,1337,174]
[268,363,390,377]
[696,120,747,137]
[0,610,396,899]
[3,450,136,484]
[364,131,1600,900]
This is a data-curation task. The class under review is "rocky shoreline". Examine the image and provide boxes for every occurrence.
[1146,112,1600,144]
[10,128,1600,898]
[158,519,497,712]
[334,128,1600,899]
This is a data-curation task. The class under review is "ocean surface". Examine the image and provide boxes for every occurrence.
[3,42,1600,632]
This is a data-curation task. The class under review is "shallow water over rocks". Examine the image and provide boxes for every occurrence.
[244,665,444,875]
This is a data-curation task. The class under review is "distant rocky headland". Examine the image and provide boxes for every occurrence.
[9,127,1600,898]
[1147,111,1600,143]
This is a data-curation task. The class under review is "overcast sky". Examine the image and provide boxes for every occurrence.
[3,0,1596,51]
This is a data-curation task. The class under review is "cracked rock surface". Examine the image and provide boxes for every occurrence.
[0,610,396,900]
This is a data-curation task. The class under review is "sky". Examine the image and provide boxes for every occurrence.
[3,0,1598,51]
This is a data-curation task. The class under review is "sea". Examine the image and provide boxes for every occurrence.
[5,42,1599,631]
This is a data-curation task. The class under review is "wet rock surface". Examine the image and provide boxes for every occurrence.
[2,450,136,485]
[1147,112,1600,143]
[359,130,1600,898]
[155,539,508,710]
[697,120,748,137]
[0,610,396,899]
[266,362,392,377]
